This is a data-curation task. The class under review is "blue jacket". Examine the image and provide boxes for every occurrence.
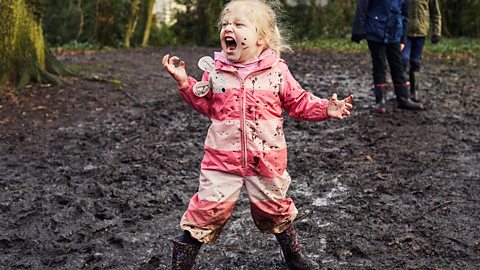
[352,0,409,44]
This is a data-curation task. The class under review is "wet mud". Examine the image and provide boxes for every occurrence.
[0,47,479,269]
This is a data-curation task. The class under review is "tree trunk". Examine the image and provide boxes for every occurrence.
[76,0,84,40]
[125,0,140,48]
[141,0,155,47]
[195,0,208,45]
[0,0,70,91]
[91,0,101,43]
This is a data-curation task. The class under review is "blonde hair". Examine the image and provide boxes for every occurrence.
[219,0,291,56]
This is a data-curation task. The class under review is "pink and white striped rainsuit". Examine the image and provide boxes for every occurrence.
[177,50,330,244]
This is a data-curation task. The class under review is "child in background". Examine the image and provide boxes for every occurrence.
[163,0,353,269]
[402,0,442,101]
[352,0,424,113]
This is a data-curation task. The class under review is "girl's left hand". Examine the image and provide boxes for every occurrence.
[327,93,353,120]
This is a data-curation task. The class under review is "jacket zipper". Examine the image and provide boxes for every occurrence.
[226,66,274,172]
[240,79,247,170]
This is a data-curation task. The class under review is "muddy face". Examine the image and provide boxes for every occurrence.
[220,6,265,64]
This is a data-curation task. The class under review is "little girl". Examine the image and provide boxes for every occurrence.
[163,0,353,269]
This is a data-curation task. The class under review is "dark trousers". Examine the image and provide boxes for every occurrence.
[367,40,407,86]
[402,37,426,71]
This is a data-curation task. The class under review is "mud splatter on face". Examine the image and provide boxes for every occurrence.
[241,37,247,47]
[241,37,247,46]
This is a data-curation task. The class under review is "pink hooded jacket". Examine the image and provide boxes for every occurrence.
[179,50,330,179]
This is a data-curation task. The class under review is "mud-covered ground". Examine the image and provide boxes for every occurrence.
[1,47,479,270]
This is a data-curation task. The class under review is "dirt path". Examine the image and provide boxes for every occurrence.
[1,47,479,269]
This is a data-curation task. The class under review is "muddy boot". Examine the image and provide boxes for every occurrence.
[372,85,387,113]
[274,225,320,270]
[394,85,424,110]
[409,69,419,102]
[171,231,202,270]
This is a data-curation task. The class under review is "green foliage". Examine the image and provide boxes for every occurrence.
[283,0,356,40]
[148,23,179,46]
[284,0,313,40]
[39,0,480,49]
[323,0,356,37]
[440,0,480,38]
[43,0,84,45]
[169,0,226,46]
[43,0,133,48]
[90,0,131,47]
[166,0,355,46]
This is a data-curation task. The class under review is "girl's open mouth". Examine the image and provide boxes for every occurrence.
[225,37,237,52]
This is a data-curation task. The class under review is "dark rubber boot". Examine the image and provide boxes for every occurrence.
[409,69,419,102]
[274,225,320,270]
[372,85,387,113]
[171,231,202,270]
[394,85,424,110]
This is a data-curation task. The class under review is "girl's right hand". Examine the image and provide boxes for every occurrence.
[327,93,353,120]
[162,54,188,88]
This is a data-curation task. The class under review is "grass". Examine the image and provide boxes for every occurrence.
[293,37,368,53]
[293,37,480,63]
[53,41,105,51]
[51,37,480,64]
[422,37,480,62]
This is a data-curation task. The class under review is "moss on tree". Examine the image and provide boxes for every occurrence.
[0,0,71,91]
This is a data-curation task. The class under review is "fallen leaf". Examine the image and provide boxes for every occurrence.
[33,105,47,110]
[0,118,10,125]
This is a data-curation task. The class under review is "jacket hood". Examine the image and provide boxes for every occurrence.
[213,49,278,72]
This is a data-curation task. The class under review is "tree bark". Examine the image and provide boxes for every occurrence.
[141,0,155,47]
[76,0,84,40]
[125,0,140,48]
[0,0,70,91]
[91,0,101,43]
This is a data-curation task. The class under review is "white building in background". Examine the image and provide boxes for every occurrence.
[153,0,328,26]
[153,0,185,26]
[287,0,328,6]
